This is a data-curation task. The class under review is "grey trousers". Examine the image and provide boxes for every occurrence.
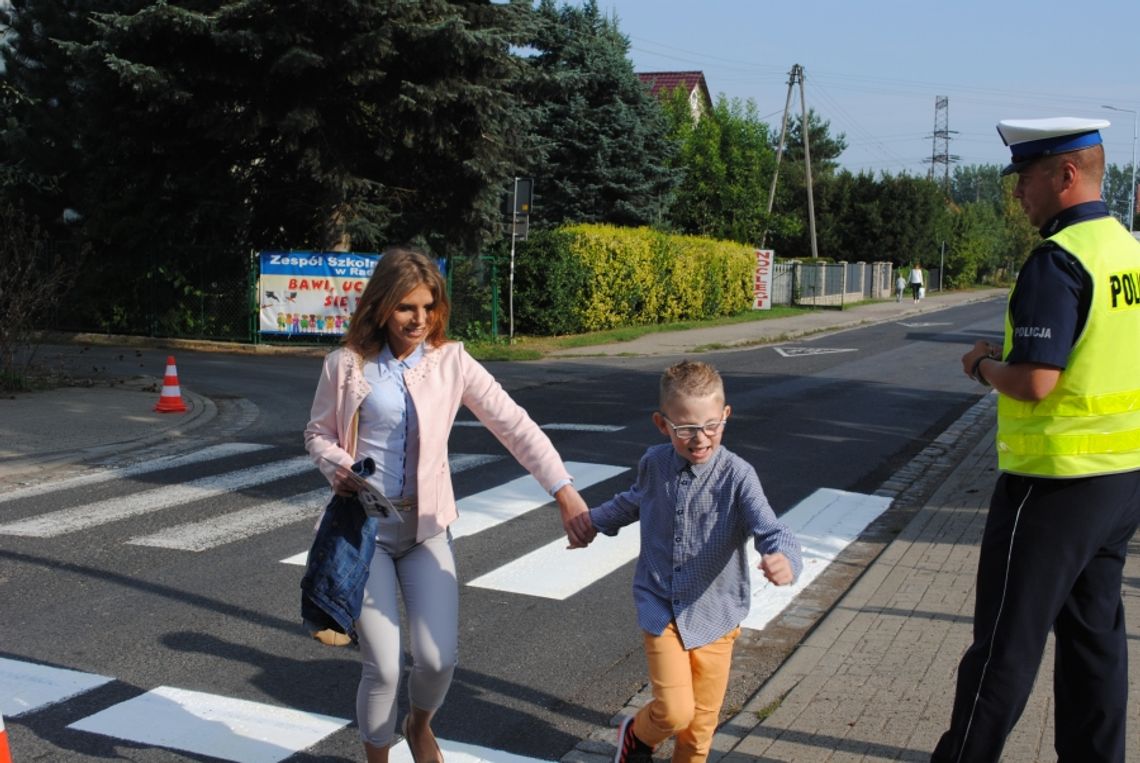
[355,514,458,747]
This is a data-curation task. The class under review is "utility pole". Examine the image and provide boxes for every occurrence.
[798,65,818,259]
[762,63,818,258]
[761,70,795,249]
[924,96,958,192]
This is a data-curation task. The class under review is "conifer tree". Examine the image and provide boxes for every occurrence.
[523,0,675,228]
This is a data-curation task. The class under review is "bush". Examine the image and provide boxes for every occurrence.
[513,224,754,335]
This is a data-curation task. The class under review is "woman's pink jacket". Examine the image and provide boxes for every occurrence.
[304,342,571,543]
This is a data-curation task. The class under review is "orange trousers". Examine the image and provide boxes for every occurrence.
[631,622,741,763]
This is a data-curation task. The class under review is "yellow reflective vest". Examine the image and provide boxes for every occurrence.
[997,216,1140,477]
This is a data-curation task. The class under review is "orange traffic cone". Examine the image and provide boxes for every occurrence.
[154,355,188,413]
[0,712,11,763]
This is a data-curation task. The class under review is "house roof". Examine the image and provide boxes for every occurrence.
[637,71,713,111]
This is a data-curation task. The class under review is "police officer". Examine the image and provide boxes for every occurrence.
[933,118,1140,762]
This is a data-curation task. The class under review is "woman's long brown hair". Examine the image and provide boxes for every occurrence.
[342,247,450,357]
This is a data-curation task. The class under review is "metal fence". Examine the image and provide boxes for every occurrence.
[769,261,933,307]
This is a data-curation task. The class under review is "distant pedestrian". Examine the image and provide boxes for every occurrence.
[934,117,1140,762]
[908,262,924,302]
[569,360,802,763]
[302,247,592,763]
[895,273,906,302]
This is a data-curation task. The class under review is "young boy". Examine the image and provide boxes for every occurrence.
[571,360,802,763]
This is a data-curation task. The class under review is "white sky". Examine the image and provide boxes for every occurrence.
[599,0,1140,176]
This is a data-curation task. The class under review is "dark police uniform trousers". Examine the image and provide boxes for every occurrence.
[932,467,1140,762]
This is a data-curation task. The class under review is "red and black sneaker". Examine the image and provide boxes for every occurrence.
[614,715,654,763]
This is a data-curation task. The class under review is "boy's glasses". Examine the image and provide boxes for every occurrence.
[661,416,727,441]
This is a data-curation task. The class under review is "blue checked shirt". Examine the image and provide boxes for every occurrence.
[590,443,802,649]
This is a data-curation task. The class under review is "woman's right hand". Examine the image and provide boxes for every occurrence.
[332,466,361,497]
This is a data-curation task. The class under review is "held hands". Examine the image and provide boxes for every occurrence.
[566,512,597,550]
[759,552,794,586]
[555,485,596,549]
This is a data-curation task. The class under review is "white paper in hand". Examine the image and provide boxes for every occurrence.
[319,456,403,524]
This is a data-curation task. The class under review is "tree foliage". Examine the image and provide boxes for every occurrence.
[1,0,534,333]
[4,0,1126,343]
[661,92,778,246]
[520,0,676,228]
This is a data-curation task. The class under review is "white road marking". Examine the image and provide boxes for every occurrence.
[897,321,952,327]
[467,487,890,607]
[68,686,348,763]
[0,657,112,718]
[0,443,273,504]
[390,738,554,763]
[450,462,627,540]
[0,456,313,538]
[452,421,625,432]
[773,347,858,357]
[741,487,892,631]
[448,453,504,471]
[278,451,520,565]
[467,526,639,599]
[128,488,328,551]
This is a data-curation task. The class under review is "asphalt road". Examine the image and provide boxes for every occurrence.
[1,297,1004,761]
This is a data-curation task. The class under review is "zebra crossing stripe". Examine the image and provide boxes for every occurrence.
[0,443,273,504]
[128,488,329,551]
[0,654,551,763]
[0,456,314,538]
[0,657,112,718]
[452,421,625,432]
[468,487,891,609]
[390,738,553,763]
[68,686,348,763]
[741,487,892,631]
[449,461,627,540]
[467,524,639,599]
[279,452,511,565]
[281,461,627,566]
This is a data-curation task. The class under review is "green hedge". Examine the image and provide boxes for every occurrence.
[513,224,755,335]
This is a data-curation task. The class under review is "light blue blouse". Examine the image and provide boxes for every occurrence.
[356,343,424,497]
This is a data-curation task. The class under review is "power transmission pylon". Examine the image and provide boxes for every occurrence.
[924,95,959,192]
[762,63,818,258]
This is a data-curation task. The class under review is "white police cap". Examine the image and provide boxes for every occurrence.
[996,117,1110,175]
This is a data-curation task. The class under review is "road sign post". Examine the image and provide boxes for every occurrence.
[508,177,533,343]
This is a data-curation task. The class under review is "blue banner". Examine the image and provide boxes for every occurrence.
[257,251,380,336]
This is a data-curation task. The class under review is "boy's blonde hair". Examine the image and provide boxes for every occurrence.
[659,360,725,408]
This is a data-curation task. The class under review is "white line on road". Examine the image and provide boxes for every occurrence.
[68,686,348,763]
[0,443,273,504]
[452,421,625,432]
[0,657,112,718]
[128,488,329,551]
[773,347,858,357]
[468,487,890,607]
[0,456,314,538]
[741,487,892,631]
[467,526,639,599]
[390,738,554,763]
[449,461,627,540]
[283,461,627,565]
[278,452,517,565]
